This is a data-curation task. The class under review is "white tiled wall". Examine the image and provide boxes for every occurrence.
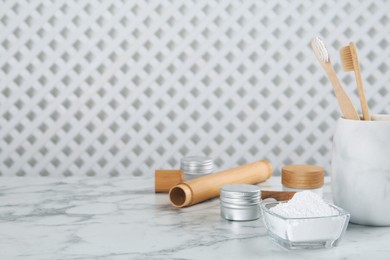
[1,0,390,176]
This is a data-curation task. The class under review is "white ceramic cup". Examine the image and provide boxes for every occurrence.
[332,115,390,226]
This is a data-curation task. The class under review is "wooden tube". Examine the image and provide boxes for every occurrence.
[169,160,272,208]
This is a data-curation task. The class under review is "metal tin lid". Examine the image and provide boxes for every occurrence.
[220,184,261,206]
[221,184,260,197]
[180,156,214,176]
[281,164,324,189]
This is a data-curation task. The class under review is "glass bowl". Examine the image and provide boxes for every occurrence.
[261,201,350,250]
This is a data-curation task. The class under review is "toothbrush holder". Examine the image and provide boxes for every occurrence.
[331,115,390,226]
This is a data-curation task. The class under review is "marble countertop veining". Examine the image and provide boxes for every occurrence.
[1,177,390,260]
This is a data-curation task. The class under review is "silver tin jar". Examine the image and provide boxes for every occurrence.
[220,184,261,221]
[180,156,214,180]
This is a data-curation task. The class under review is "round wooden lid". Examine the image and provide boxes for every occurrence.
[281,164,324,189]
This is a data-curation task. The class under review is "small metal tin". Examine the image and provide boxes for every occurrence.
[220,184,261,221]
[180,156,215,180]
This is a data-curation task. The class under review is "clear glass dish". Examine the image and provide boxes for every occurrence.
[261,201,350,250]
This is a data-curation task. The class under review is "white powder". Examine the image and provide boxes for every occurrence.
[270,190,338,218]
[265,191,345,243]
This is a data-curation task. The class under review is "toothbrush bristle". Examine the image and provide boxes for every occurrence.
[312,36,329,62]
[340,46,354,71]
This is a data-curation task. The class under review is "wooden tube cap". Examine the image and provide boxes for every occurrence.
[281,164,324,189]
[155,170,184,193]
[169,184,192,208]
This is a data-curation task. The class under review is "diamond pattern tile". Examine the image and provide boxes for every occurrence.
[1,0,390,176]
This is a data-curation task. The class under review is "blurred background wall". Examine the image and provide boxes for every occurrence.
[1,0,390,177]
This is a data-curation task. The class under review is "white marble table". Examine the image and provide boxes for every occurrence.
[1,177,390,260]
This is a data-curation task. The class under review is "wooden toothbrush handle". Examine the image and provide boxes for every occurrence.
[350,43,370,120]
[323,63,360,120]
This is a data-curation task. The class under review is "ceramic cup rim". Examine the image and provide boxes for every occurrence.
[340,114,390,122]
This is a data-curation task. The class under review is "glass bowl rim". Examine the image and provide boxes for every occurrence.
[261,200,350,220]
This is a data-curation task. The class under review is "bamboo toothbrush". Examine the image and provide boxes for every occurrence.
[311,36,360,120]
[340,42,370,120]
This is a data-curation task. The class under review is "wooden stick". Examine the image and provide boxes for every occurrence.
[261,190,296,201]
[169,160,273,208]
